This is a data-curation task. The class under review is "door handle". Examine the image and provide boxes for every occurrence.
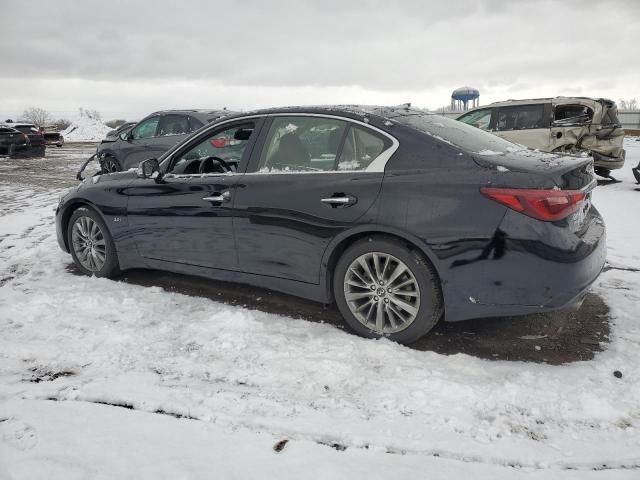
[203,191,231,203]
[320,195,357,207]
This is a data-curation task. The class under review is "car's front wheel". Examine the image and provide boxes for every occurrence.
[101,155,121,173]
[334,236,443,344]
[67,207,120,277]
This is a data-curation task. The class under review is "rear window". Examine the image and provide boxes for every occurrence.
[391,112,521,155]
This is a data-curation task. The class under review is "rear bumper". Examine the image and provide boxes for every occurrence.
[441,207,606,322]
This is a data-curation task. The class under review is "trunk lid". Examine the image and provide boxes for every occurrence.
[472,148,595,191]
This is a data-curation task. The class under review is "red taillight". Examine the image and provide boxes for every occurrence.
[480,187,586,222]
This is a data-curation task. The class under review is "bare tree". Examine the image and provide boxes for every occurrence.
[53,118,71,130]
[78,107,102,121]
[20,107,53,127]
[618,98,638,111]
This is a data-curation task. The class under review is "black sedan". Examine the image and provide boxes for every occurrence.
[56,106,606,344]
[95,109,232,172]
[0,126,30,156]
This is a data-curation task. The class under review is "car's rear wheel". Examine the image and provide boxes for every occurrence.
[67,207,120,277]
[101,155,121,173]
[334,236,443,344]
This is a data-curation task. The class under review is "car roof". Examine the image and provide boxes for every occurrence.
[2,122,36,127]
[466,97,614,109]
[146,109,233,120]
[208,104,429,124]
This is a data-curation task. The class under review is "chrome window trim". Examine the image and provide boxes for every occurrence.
[164,112,399,177]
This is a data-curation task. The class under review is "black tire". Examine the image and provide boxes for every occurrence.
[333,235,443,344]
[101,155,122,173]
[67,206,120,278]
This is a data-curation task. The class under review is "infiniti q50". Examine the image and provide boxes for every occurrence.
[56,106,605,344]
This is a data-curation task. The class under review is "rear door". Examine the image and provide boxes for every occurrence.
[491,103,552,151]
[231,115,394,284]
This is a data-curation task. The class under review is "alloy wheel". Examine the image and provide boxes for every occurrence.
[71,216,107,272]
[343,252,421,334]
[102,157,119,173]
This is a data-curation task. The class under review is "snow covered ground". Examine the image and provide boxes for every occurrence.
[1,138,639,478]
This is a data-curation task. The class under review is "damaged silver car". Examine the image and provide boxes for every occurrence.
[457,97,625,177]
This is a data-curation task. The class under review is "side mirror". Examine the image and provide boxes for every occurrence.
[137,158,160,180]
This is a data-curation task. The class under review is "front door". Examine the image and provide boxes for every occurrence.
[125,118,263,269]
[119,115,161,169]
[232,115,391,284]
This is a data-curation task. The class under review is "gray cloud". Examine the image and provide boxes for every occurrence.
[1,0,638,118]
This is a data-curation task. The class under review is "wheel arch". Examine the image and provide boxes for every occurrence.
[59,199,111,251]
[320,226,444,305]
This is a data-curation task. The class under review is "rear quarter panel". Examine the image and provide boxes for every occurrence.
[377,129,509,320]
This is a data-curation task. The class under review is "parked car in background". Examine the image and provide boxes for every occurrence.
[1,122,45,156]
[95,110,232,172]
[43,127,64,147]
[457,97,625,177]
[57,106,605,344]
[0,126,30,156]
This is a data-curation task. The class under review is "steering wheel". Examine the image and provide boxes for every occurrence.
[199,156,232,174]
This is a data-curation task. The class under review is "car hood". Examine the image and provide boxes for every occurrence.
[81,169,138,188]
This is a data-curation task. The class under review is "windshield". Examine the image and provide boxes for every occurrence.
[388,110,523,155]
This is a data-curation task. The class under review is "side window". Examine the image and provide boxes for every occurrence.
[131,116,160,140]
[553,104,593,124]
[169,122,255,174]
[337,126,386,171]
[157,115,190,136]
[495,105,546,131]
[188,116,204,132]
[257,116,347,172]
[458,109,492,131]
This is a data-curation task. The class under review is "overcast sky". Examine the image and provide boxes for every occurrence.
[1,0,638,121]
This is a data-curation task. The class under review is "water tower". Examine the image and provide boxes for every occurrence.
[451,86,480,111]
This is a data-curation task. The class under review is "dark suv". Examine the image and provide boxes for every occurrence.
[1,123,45,156]
[95,109,232,172]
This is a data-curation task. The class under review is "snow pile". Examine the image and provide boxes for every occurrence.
[61,110,111,142]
